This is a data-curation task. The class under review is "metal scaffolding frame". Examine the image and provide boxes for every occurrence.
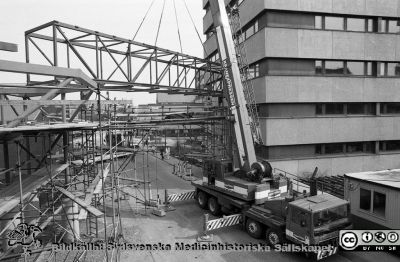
[24,21,222,96]
[0,21,227,262]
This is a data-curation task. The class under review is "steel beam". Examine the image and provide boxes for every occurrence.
[0,41,18,52]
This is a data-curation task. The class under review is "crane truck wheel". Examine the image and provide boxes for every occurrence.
[245,219,263,239]
[207,197,222,216]
[197,191,208,209]
[266,228,284,246]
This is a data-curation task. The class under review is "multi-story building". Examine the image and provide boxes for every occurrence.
[203,0,400,177]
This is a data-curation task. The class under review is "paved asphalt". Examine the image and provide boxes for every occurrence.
[115,153,399,262]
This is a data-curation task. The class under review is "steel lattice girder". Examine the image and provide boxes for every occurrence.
[25,21,223,96]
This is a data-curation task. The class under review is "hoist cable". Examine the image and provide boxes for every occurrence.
[173,0,183,53]
[132,0,156,41]
[155,0,166,46]
[181,0,209,57]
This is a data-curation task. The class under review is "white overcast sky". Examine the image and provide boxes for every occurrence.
[0,0,206,105]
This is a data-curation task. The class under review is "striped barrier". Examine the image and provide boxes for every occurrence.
[206,214,242,231]
[166,190,195,203]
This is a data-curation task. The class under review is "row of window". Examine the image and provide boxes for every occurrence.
[265,12,400,33]
[205,9,400,40]
[257,103,400,118]
[256,140,400,160]
[246,59,400,78]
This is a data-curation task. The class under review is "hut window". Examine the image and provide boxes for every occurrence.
[359,188,371,211]
[373,192,386,217]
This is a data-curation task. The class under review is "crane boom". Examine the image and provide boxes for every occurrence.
[209,0,256,171]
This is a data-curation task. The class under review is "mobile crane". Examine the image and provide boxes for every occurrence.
[192,0,352,259]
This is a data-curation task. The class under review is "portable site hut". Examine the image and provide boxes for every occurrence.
[344,169,400,229]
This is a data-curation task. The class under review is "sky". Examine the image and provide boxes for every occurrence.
[0,0,206,105]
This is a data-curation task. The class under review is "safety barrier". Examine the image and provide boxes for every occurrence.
[198,213,242,242]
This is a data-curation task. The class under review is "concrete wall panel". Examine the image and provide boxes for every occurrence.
[254,76,400,103]
[270,153,400,177]
[262,116,400,146]
[332,32,365,59]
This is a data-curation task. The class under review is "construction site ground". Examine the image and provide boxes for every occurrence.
[109,154,399,262]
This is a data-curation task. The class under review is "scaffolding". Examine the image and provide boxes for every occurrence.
[0,21,225,262]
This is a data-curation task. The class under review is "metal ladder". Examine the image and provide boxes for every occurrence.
[228,6,263,145]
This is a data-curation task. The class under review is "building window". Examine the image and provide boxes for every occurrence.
[247,63,259,79]
[325,16,344,30]
[366,62,374,76]
[325,61,345,75]
[266,59,315,75]
[244,20,258,39]
[346,61,364,75]
[367,18,375,32]
[325,103,344,114]
[360,188,371,211]
[325,143,344,154]
[346,142,364,153]
[315,60,323,74]
[317,103,376,116]
[382,19,400,33]
[373,192,386,217]
[380,140,400,151]
[315,15,323,29]
[381,103,400,114]
[387,63,400,76]
[347,17,365,32]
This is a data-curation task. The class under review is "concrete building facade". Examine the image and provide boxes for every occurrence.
[203,0,400,177]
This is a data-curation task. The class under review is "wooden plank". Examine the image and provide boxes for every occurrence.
[78,163,110,220]
[71,152,132,166]
[0,41,18,52]
[55,186,103,217]
[0,163,69,217]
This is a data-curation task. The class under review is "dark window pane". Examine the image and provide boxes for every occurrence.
[325,16,344,30]
[346,142,364,153]
[315,144,323,154]
[315,60,323,74]
[325,103,344,114]
[385,140,400,151]
[325,143,344,154]
[347,103,365,114]
[346,62,364,75]
[385,103,400,114]
[373,192,386,217]
[360,188,371,211]
[388,20,400,33]
[325,61,345,75]
[315,16,323,29]
[316,104,323,115]
[347,18,365,32]
[365,142,375,153]
[266,59,315,75]
[245,25,254,39]
[387,63,400,76]
[365,103,376,115]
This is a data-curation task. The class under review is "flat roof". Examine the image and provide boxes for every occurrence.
[344,169,400,190]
